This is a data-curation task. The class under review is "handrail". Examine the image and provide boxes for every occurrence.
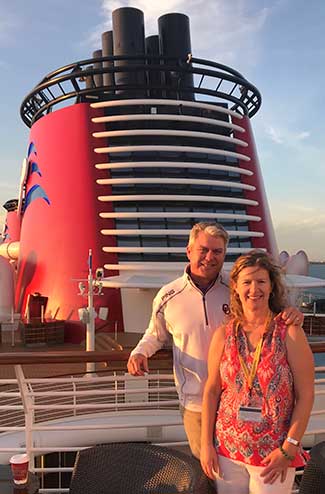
[0,349,151,365]
[20,54,262,127]
[0,342,323,366]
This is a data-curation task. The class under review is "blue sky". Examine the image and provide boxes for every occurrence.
[0,0,324,260]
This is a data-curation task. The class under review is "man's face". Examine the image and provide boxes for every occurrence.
[186,231,226,283]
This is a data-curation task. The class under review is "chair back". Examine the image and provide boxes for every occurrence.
[299,441,325,493]
[69,442,214,494]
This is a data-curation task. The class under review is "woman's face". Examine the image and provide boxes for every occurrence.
[234,266,272,313]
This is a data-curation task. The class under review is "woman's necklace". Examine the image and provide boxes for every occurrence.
[243,310,273,334]
[236,310,273,391]
[236,310,273,352]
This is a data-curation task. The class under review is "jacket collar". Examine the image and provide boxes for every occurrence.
[183,264,225,290]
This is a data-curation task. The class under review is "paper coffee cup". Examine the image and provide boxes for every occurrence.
[10,454,29,484]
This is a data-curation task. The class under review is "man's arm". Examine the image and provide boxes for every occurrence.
[127,293,170,375]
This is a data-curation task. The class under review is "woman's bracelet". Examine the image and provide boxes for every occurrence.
[286,436,299,447]
[279,445,295,461]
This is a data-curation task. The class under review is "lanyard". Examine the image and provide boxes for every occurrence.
[236,311,272,391]
[238,336,263,390]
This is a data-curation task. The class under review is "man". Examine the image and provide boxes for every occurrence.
[127,222,303,459]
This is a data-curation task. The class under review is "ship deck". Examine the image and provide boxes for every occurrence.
[0,332,322,493]
[0,330,172,378]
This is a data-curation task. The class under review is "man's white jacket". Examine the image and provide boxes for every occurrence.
[131,268,230,412]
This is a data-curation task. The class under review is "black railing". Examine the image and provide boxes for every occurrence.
[20,55,262,127]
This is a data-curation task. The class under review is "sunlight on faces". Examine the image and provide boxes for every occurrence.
[234,267,272,314]
[186,231,226,284]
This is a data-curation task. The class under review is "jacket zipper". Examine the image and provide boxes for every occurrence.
[187,274,218,328]
[202,295,209,326]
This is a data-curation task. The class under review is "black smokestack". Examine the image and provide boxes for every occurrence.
[158,13,194,100]
[102,31,115,89]
[112,7,146,96]
[92,49,103,87]
[145,35,161,98]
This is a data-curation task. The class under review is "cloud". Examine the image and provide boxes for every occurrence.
[187,1,270,66]
[264,124,311,146]
[86,0,271,69]
[296,131,310,141]
[86,0,178,48]
[266,126,283,144]
[101,0,183,33]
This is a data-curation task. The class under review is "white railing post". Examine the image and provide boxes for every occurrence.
[77,248,104,375]
[14,365,35,472]
[86,250,95,374]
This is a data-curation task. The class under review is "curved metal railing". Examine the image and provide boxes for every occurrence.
[20,55,261,127]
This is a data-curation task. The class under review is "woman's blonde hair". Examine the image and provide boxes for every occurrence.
[230,249,287,322]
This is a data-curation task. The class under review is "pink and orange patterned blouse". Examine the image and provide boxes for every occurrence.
[215,317,307,467]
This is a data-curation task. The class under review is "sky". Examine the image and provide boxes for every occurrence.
[0,0,324,260]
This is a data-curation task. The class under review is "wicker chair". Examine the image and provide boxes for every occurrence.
[299,441,325,493]
[69,442,215,494]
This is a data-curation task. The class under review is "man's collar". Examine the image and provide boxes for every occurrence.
[185,265,222,292]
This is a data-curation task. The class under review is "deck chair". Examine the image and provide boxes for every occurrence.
[299,441,325,493]
[69,442,215,494]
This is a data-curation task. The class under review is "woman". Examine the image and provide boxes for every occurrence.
[201,250,314,494]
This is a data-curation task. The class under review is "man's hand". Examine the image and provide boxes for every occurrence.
[127,353,149,376]
[276,306,304,326]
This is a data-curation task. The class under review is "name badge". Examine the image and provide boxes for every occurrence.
[238,405,262,422]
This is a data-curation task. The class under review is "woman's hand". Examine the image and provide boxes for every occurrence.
[260,448,291,484]
[200,444,221,480]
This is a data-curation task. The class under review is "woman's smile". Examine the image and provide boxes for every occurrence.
[235,267,272,313]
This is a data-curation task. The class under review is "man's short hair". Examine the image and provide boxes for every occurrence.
[187,222,229,248]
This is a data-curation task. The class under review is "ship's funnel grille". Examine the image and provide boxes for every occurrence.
[91,98,264,273]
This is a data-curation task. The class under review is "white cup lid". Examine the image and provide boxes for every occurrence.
[9,454,29,464]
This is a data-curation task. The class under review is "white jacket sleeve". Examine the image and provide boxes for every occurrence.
[130,292,171,358]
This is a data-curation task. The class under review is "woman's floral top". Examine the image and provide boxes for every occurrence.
[215,317,307,467]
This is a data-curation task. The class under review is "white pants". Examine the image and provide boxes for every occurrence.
[215,455,296,494]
